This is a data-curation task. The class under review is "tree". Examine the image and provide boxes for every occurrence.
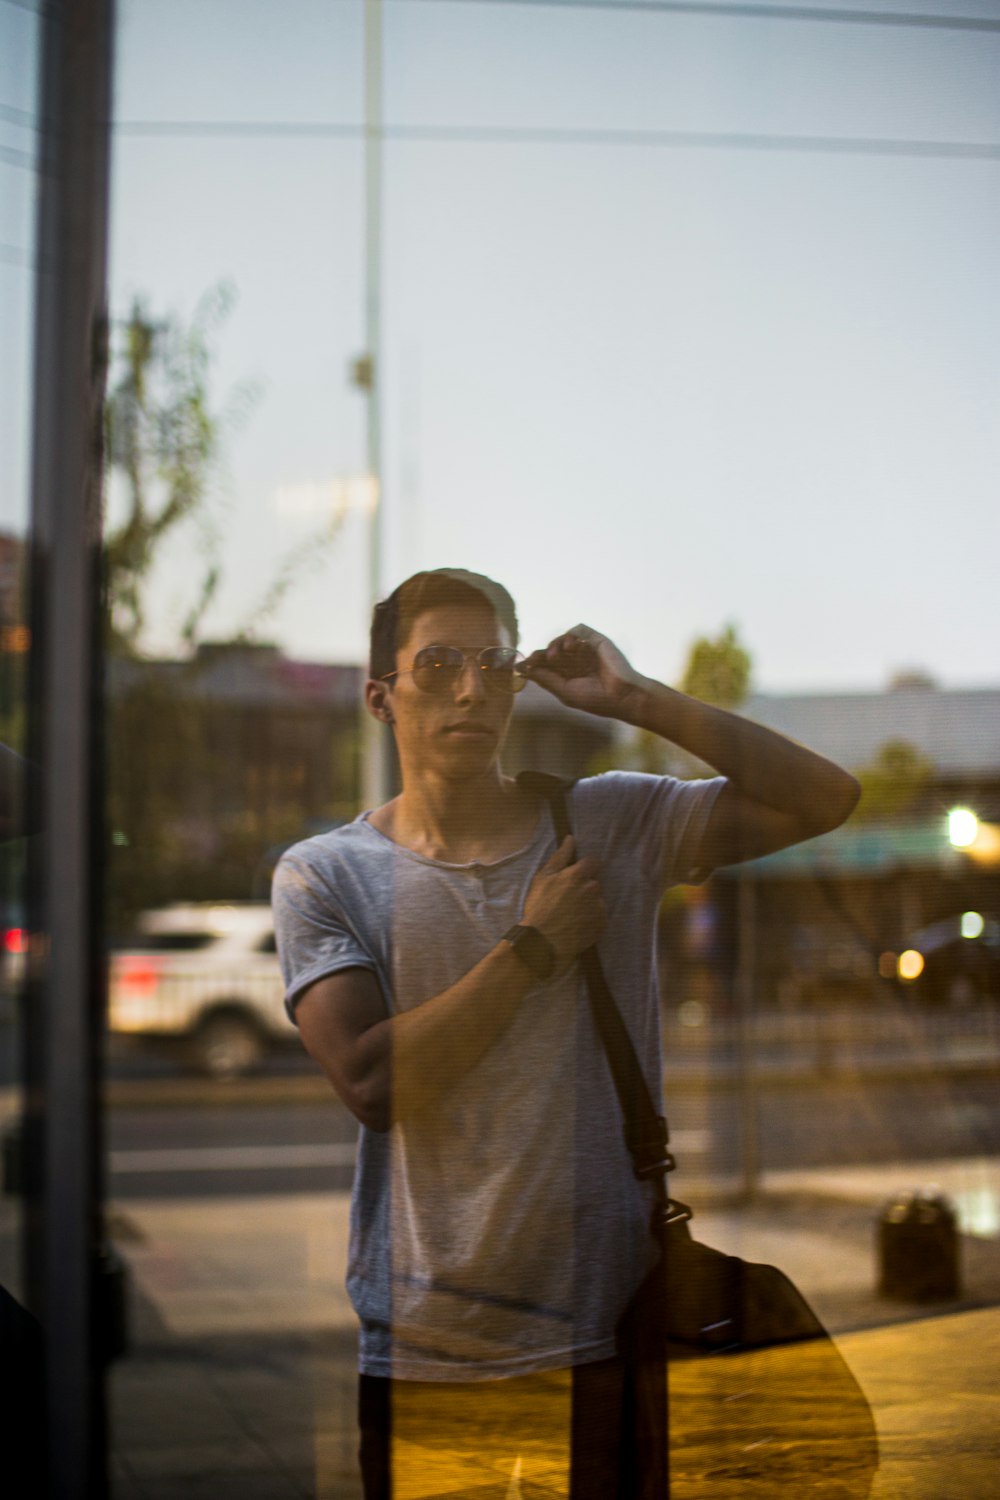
[104,283,246,655]
[851,739,933,822]
[104,283,346,656]
[102,286,348,923]
[680,622,752,709]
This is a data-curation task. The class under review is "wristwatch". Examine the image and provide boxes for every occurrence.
[502,924,556,981]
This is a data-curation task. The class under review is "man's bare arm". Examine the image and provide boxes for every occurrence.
[295,835,604,1130]
[523,625,860,870]
[623,681,859,867]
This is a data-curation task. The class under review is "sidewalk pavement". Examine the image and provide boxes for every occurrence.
[107,1155,1000,1499]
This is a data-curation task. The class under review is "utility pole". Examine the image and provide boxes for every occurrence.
[359,0,388,812]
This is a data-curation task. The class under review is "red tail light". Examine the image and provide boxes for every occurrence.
[116,957,160,994]
[3,928,27,956]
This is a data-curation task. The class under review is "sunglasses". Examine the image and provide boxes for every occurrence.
[383,645,528,695]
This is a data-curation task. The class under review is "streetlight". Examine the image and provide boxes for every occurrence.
[947,807,979,849]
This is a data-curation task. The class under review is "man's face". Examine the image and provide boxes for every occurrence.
[380,603,518,778]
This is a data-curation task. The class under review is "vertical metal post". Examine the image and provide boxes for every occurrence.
[735,871,760,1197]
[24,1,115,1494]
[360,0,388,811]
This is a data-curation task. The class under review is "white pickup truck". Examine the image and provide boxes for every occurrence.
[108,902,297,1078]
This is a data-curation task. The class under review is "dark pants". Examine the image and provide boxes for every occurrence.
[359,1356,630,1500]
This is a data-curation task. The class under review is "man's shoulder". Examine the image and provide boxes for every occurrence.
[275,816,378,883]
[573,770,661,792]
[571,769,671,808]
[570,770,727,850]
[272,816,397,935]
[572,770,722,802]
[568,771,669,839]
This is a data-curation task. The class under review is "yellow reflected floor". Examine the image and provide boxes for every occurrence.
[367,1314,997,1499]
[103,1187,1000,1498]
[844,1308,1000,1500]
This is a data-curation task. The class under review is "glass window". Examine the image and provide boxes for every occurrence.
[101,4,1000,1498]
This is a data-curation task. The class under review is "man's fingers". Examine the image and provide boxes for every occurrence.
[546,626,599,653]
[543,835,576,869]
[547,634,587,660]
[525,626,601,658]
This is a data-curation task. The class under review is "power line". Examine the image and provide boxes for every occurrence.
[425,0,1000,36]
[0,102,38,128]
[116,120,358,140]
[112,118,1000,161]
[0,141,35,168]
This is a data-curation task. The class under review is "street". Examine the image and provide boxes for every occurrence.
[105,1066,1000,1200]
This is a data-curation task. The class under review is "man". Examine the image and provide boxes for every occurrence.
[272,568,859,1498]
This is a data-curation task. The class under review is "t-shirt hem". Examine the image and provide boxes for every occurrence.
[358,1336,619,1383]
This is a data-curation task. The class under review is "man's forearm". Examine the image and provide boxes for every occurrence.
[315,940,539,1131]
[621,676,859,831]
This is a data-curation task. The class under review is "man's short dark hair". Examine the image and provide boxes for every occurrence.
[369,569,520,680]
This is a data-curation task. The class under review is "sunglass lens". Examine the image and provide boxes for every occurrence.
[481,648,526,692]
[409,646,526,693]
[412,646,464,692]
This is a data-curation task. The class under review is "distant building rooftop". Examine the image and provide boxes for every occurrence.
[110,643,362,710]
[109,643,606,727]
[745,685,1000,778]
[109,646,1000,776]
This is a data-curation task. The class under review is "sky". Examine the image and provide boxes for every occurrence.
[3,0,999,693]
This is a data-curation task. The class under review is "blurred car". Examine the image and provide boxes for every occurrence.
[892,912,1000,1006]
[108,901,296,1078]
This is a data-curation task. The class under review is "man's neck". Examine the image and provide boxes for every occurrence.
[372,768,538,863]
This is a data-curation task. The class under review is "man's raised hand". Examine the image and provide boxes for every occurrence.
[521,624,647,721]
[521,835,607,973]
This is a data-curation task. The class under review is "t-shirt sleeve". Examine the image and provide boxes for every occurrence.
[577,771,727,890]
[271,848,378,1022]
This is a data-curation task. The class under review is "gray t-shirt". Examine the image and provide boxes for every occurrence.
[272,770,725,1381]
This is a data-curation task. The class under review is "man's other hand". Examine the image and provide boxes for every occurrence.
[522,836,606,973]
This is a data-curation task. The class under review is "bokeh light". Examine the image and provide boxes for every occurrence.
[897,949,925,981]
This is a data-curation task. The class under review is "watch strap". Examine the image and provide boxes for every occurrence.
[502,923,556,980]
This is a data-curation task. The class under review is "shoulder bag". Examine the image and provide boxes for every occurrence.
[518,771,879,1499]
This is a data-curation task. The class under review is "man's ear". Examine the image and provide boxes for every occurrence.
[365,679,395,725]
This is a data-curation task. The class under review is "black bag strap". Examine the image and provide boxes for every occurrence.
[517,771,692,1228]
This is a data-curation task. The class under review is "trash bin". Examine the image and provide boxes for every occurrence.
[877,1189,961,1301]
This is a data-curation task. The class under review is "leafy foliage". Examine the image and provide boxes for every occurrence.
[102,285,351,922]
[103,283,257,655]
[852,738,934,822]
[680,622,752,709]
